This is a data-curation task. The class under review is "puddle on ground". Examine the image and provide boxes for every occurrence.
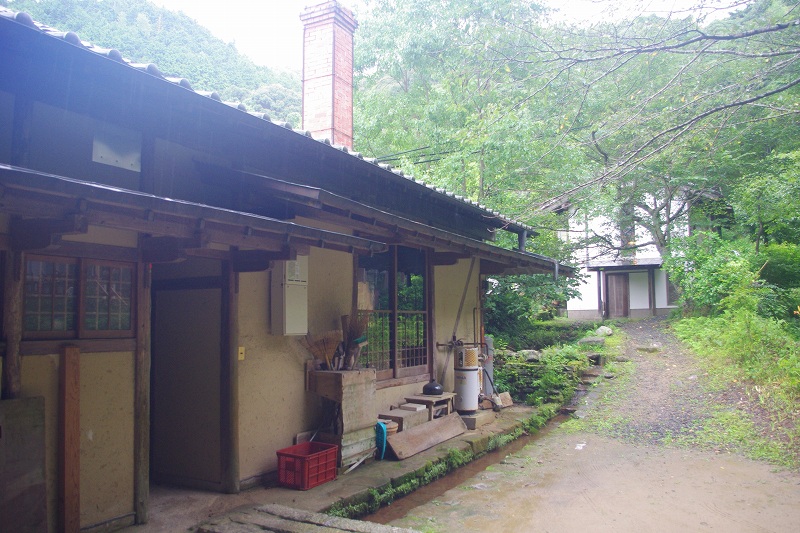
[363,413,570,524]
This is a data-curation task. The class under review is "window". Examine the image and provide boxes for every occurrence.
[357,246,428,380]
[24,256,134,339]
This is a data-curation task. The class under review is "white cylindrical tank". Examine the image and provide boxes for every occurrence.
[454,367,480,413]
[455,346,481,413]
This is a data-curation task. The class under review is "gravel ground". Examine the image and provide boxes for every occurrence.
[385,317,800,533]
[595,316,714,444]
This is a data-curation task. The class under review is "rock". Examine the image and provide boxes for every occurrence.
[636,343,662,353]
[578,336,606,346]
[587,352,606,365]
[596,325,613,336]
[616,356,631,362]
[604,373,616,379]
[518,349,541,362]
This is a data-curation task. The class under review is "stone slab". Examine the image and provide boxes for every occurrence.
[377,408,428,432]
[460,410,495,430]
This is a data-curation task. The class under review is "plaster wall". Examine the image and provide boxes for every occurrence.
[567,268,600,312]
[630,272,650,310]
[20,355,59,533]
[433,259,480,391]
[79,352,134,527]
[655,269,674,309]
[16,351,135,532]
[237,246,354,481]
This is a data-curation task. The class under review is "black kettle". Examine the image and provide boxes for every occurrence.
[422,379,443,395]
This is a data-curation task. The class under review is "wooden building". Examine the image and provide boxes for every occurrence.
[0,3,571,531]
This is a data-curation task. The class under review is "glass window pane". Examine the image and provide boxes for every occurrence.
[81,263,133,332]
[397,247,425,311]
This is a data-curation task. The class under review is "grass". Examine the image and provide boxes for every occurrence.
[563,319,800,469]
[666,408,792,466]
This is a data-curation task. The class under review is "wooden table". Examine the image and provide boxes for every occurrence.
[404,392,457,421]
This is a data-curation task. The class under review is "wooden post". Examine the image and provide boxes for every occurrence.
[134,261,151,523]
[2,250,23,400]
[220,260,239,494]
[649,267,657,316]
[426,254,435,380]
[59,345,80,533]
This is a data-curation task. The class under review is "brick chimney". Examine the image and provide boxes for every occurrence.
[300,1,358,149]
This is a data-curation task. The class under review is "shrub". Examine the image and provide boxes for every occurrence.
[484,274,582,348]
[493,344,589,405]
[757,243,800,289]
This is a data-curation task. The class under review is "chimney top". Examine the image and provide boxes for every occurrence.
[300,1,357,33]
[300,1,358,149]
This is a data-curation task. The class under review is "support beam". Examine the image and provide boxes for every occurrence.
[1,250,23,400]
[231,247,295,272]
[220,261,239,493]
[140,234,207,264]
[430,252,469,266]
[134,261,151,523]
[517,230,528,252]
[59,345,80,533]
[10,215,88,251]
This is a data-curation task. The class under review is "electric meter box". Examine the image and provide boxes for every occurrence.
[271,255,308,335]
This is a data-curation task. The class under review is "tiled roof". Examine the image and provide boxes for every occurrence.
[0,7,536,236]
[587,257,663,270]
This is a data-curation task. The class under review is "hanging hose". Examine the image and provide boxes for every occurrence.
[482,366,498,396]
[481,367,502,412]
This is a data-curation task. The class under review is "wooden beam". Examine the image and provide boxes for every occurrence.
[1,250,23,400]
[479,259,509,276]
[134,261,151,523]
[10,215,88,251]
[648,267,656,316]
[59,345,80,533]
[231,247,295,272]
[140,234,207,264]
[430,252,469,266]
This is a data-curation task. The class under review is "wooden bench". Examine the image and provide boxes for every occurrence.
[403,392,457,421]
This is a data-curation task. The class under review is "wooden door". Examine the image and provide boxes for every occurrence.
[606,273,629,318]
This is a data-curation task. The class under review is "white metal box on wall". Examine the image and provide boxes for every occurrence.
[271,255,308,335]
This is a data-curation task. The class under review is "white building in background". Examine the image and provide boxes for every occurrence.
[564,208,680,319]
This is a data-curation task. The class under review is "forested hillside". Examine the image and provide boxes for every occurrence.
[1,0,301,124]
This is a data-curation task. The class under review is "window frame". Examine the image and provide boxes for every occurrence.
[23,254,136,340]
[357,246,431,381]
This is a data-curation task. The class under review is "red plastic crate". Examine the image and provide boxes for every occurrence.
[276,441,338,490]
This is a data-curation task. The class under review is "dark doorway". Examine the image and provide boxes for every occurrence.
[150,257,223,491]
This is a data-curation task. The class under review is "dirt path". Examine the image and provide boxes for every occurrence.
[386,318,800,532]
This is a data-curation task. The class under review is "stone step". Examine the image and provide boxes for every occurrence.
[197,504,419,533]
